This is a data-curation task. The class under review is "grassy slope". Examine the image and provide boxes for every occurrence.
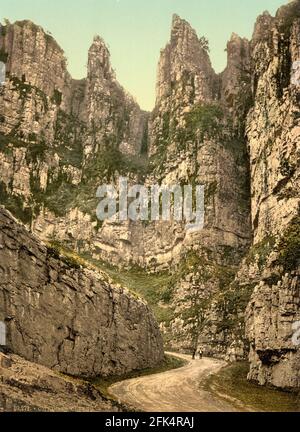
[204,362,300,412]
[95,262,175,325]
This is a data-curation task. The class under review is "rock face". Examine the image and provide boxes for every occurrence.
[246,271,300,390]
[243,2,300,391]
[83,35,148,158]
[0,16,252,364]
[90,15,252,358]
[0,352,123,412]
[0,1,299,393]
[0,207,164,377]
[247,7,299,243]
[0,20,147,236]
[0,16,251,271]
[150,13,217,158]
[146,14,252,356]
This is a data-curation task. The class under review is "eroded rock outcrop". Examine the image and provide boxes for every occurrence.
[246,270,300,390]
[243,1,300,391]
[0,352,123,412]
[0,207,164,377]
[0,19,147,237]
[145,14,252,355]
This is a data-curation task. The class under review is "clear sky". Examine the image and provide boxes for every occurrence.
[0,0,286,110]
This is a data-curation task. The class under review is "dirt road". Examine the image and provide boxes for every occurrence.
[109,352,245,412]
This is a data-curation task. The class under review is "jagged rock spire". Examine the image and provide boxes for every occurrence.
[155,14,216,104]
[251,10,274,45]
[87,35,113,80]
[170,13,198,44]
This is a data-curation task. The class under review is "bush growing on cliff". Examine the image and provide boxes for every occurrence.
[0,181,32,224]
[51,89,62,106]
[246,236,276,270]
[185,103,224,142]
[275,216,300,272]
[47,240,90,270]
[199,36,210,53]
[0,49,8,63]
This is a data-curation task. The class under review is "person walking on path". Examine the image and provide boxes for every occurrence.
[197,348,203,359]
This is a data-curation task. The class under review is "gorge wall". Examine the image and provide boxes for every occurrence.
[244,3,300,390]
[0,0,299,392]
[0,207,164,377]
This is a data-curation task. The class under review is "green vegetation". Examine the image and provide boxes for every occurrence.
[246,235,276,270]
[199,36,210,52]
[140,122,149,154]
[275,2,300,97]
[0,131,48,163]
[46,242,85,270]
[184,103,224,142]
[10,76,48,110]
[221,245,238,263]
[46,242,239,338]
[28,109,149,219]
[177,249,254,343]
[85,142,148,181]
[215,282,256,333]
[26,141,48,163]
[96,249,240,343]
[0,49,8,63]
[89,259,176,325]
[46,240,172,312]
[263,273,281,287]
[246,215,300,275]
[51,89,62,106]
[0,133,12,154]
[204,181,218,206]
[0,23,7,36]
[171,249,239,348]
[150,103,224,173]
[279,158,296,179]
[0,181,33,225]
[149,112,170,173]
[43,172,78,217]
[275,215,300,272]
[204,362,300,412]
[92,354,187,400]
[277,1,300,38]
[56,143,148,219]
[53,109,85,168]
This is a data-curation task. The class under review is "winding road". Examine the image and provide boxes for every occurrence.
[109,353,248,412]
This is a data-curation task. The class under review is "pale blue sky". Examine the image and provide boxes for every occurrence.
[0,0,286,110]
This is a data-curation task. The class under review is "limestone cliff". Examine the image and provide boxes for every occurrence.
[0,20,147,237]
[145,14,252,356]
[193,2,300,390]
[244,2,300,390]
[0,207,164,377]
[0,1,299,394]
[93,15,253,359]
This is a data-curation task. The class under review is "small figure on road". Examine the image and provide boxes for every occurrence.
[192,348,196,360]
[197,348,203,359]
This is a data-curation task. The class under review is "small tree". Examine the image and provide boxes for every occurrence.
[185,103,224,142]
[199,36,210,53]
